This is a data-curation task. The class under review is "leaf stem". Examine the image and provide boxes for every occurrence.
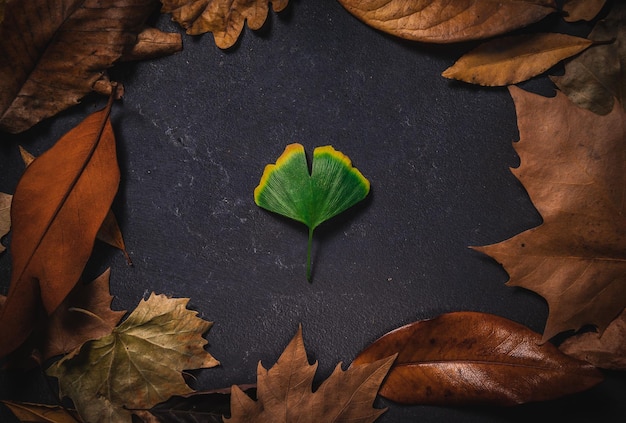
[306,227,314,282]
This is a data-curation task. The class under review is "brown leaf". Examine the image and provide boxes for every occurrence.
[119,27,183,62]
[352,312,603,406]
[161,0,289,49]
[225,325,395,423]
[0,192,11,253]
[2,401,80,423]
[337,0,557,44]
[0,95,120,359]
[0,0,180,133]
[473,86,626,341]
[562,0,606,22]
[0,0,5,24]
[560,310,626,370]
[442,33,592,86]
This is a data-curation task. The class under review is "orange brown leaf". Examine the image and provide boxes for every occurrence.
[0,192,10,253]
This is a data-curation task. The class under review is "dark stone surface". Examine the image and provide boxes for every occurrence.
[1,1,625,422]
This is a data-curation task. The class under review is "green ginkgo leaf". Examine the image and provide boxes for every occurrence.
[254,143,370,281]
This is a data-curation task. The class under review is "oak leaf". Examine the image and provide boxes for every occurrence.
[473,86,626,341]
[0,0,181,133]
[560,309,626,370]
[337,0,557,44]
[0,192,10,253]
[2,401,80,423]
[0,96,120,359]
[352,312,603,406]
[442,33,592,86]
[161,0,289,49]
[551,2,626,115]
[562,0,606,22]
[47,293,220,423]
[225,326,395,423]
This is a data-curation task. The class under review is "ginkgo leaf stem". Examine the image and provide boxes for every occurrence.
[306,227,314,282]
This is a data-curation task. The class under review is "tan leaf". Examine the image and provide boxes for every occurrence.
[2,401,80,423]
[560,310,626,370]
[47,293,219,423]
[0,96,120,359]
[442,33,592,86]
[0,192,11,253]
[337,0,557,44]
[0,0,181,133]
[473,86,626,341]
[352,312,603,406]
[563,0,606,22]
[161,0,289,49]
[225,325,395,423]
[119,27,183,62]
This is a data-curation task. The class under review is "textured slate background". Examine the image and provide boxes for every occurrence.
[2,1,626,422]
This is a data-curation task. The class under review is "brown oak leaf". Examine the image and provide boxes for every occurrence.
[161,0,289,49]
[473,86,626,342]
[225,325,395,423]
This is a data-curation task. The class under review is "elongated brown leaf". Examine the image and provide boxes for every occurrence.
[0,0,180,133]
[161,0,289,49]
[0,192,10,253]
[563,0,606,22]
[352,312,603,406]
[443,33,592,86]
[0,96,120,359]
[2,401,80,423]
[337,0,557,44]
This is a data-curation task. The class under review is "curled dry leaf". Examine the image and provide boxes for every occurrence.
[0,0,181,133]
[161,0,289,49]
[474,87,626,341]
[0,192,10,253]
[2,401,80,423]
[352,312,603,406]
[562,0,606,22]
[552,3,626,115]
[337,0,557,44]
[47,293,219,423]
[560,310,626,370]
[119,27,183,62]
[0,96,120,359]
[443,33,593,86]
[225,325,395,423]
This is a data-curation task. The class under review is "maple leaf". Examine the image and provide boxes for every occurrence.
[47,293,220,423]
[0,0,181,133]
[161,0,289,49]
[0,192,10,254]
[337,0,557,44]
[225,325,395,423]
[473,86,626,341]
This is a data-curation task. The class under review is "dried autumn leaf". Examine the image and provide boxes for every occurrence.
[0,96,120,359]
[562,0,606,22]
[0,0,181,133]
[225,326,395,423]
[474,86,626,341]
[0,192,10,253]
[2,401,80,423]
[161,0,289,49]
[337,0,557,44]
[560,310,626,370]
[0,0,4,24]
[442,33,593,86]
[352,312,603,406]
[47,293,220,423]
[552,3,626,114]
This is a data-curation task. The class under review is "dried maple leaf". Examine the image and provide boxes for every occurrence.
[552,2,626,115]
[47,293,219,423]
[0,0,181,133]
[0,95,120,359]
[0,192,10,253]
[337,0,557,44]
[352,312,603,406]
[161,0,289,49]
[562,0,606,22]
[2,401,80,423]
[473,86,626,341]
[225,325,395,423]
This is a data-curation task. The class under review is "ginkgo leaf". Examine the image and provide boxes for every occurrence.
[352,312,603,406]
[442,33,593,86]
[562,0,606,22]
[225,325,395,423]
[47,293,219,423]
[0,94,120,359]
[473,86,626,341]
[0,192,11,253]
[337,0,557,44]
[161,0,289,49]
[254,143,370,281]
